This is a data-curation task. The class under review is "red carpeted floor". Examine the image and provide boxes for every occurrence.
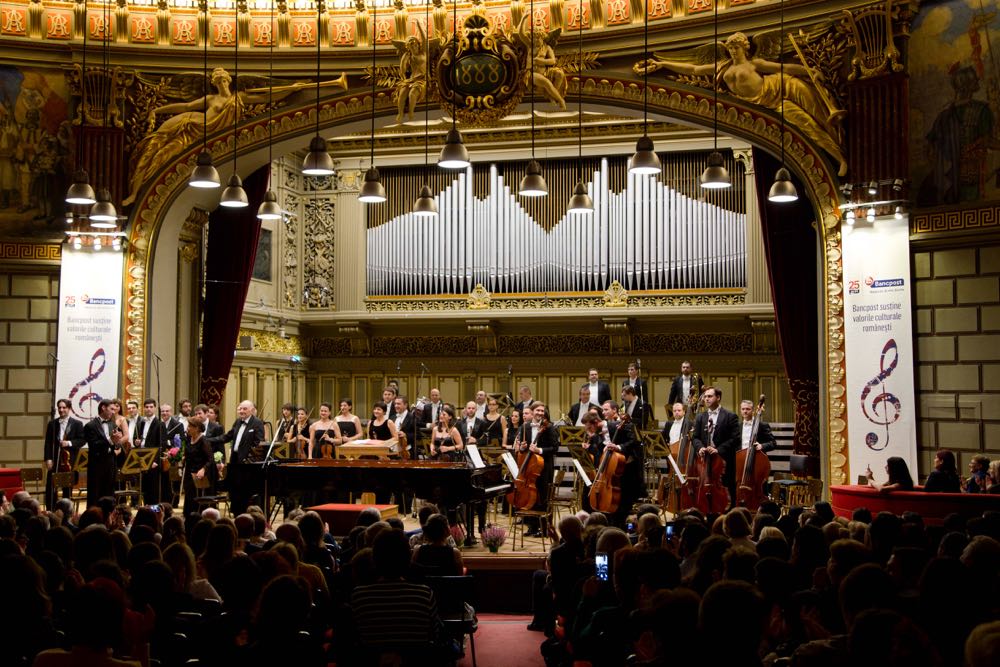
[459,614,545,667]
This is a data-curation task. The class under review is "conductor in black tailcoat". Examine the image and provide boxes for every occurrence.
[207,400,265,515]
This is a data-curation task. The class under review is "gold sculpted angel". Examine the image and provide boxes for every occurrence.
[394,21,429,123]
[125,67,345,206]
[517,15,566,110]
[636,31,848,176]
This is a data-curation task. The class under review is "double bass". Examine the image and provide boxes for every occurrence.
[589,414,629,513]
[506,420,545,510]
[735,394,771,511]
[666,392,700,513]
[695,422,731,515]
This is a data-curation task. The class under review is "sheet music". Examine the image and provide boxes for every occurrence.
[666,453,686,484]
[466,444,486,469]
[573,458,592,486]
[501,452,519,478]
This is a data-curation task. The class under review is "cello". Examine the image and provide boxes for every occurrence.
[668,379,703,513]
[589,413,629,513]
[735,394,771,511]
[695,422,731,515]
[506,420,545,510]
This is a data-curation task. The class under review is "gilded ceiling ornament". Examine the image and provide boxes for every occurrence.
[635,29,848,177]
[392,19,429,123]
[467,283,492,309]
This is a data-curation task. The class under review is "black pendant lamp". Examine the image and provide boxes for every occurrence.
[359,0,386,203]
[518,0,547,197]
[413,2,437,217]
[629,2,660,176]
[257,0,283,219]
[567,7,592,214]
[220,11,248,208]
[90,0,119,226]
[700,0,730,190]
[66,19,95,205]
[190,5,221,188]
[767,0,798,203]
[438,0,470,169]
[302,0,335,176]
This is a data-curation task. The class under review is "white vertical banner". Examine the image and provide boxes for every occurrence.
[842,216,917,482]
[55,248,125,421]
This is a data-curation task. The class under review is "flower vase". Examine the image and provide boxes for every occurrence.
[488,544,499,553]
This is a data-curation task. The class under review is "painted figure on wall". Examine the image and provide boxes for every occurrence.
[910,0,1000,208]
[0,65,70,239]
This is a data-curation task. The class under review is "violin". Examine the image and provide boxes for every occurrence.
[589,413,628,513]
[319,424,336,459]
[695,422,730,515]
[506,420,545,510]
[735,394,771,511]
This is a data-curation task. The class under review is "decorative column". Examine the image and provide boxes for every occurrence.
[335,170,366,312]
[736,149,770,305]
[176,239,199,402]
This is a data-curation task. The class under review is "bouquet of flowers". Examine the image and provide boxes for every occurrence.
[163,434,184,470]
[481,524,507,552]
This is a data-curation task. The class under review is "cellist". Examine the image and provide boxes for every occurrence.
[522,402,558,538]
[600,400,644,526]
[739,399,777,454]
[692,386,740,508]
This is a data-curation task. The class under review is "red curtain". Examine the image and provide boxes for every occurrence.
[752,148,820,459]
[198,165,270,407]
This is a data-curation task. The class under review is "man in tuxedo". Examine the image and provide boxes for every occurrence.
[456,401,484,448]
[177,399,193,430]
[136,398,167,504]
[622,362,650,413]
[738,399,776,453]
[208,399,265,515]
[422,387,444,427]
[83,399,125,507]
[600,400,644,526]
[692,386,741,506]
[472,390,488,419]
[125,400,141,443]
[668,361,704,407]
[583,368,612,406]
[392,396,417,454]
[522,402,559,537]
[44,398,85,508]
[194,403,225,474]
[160,404,185,444]
[516,385,535,414]
[381,386,398,421]
[568,386,601,427]
[620,385,649,430]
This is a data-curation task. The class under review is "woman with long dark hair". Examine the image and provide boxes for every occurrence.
[924,449,960,493]
[866,456,914,492]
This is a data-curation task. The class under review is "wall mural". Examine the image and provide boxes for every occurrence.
[0,65,70,240]
[911,0,1000,208]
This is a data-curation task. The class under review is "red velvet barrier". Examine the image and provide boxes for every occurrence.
[198,166,270,408]
[830,484,1000,525]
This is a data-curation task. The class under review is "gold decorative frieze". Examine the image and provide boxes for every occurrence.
[237,327,303,355]
[633,333,753,355]
[911,204,1000,236]
[498,334,611,356]
[0,242,61,262]
[467,284,491,310]
[603,280,628,307]
[366,289,746,312]
[373,336,478,356]
[310,337,353,358]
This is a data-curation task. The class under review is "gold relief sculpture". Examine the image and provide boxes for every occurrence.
[310,337,353,358]
[602,279,628,307]
[124,67,346,206]
[373,336,478,356]
[633,333,753,355]
[497,334,610,356]
[516,14,567,110]
[237,327,303,355]
[467,283,491,309]
[636,30,848,176]
[393,20,429,123]
[365,289,746,312]
[840,3,906,81]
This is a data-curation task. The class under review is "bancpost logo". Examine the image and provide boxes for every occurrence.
[81,294,117,305]
[868,277,905,289]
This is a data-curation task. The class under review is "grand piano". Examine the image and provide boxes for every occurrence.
[227,459,511,539]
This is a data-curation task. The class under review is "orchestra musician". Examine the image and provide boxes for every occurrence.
[108,399,132,469]
[422,388,444,428]
[309,402,337,459]
[668,361,704,407]
[503,408,524,451]
[600,400,644,525]
[275,403,295,444]
[430,405,464,461]
[333,399,363,446]
[662,402,691,448]
[368,401,398,444]
[473,390,489,419]
[457,401,485,449]
[125,400,141,443]
[286,406,312,458]
[622,362,649,410]
[568,386,601,427]
[207,399,264,514]
[83,399,125,507]
[198,404,225,440]
[380,386,399,421]
[480,396,507,448]
[516,385,535,414]
[739,399,776,453]
[181,415,215,520]
[137,398,167,505]
[43,398,84,509]
[521,402,559,537]
[692,386,741,507]
[392,396,417,455]
[620,385,649,430]
[583,368,612,406]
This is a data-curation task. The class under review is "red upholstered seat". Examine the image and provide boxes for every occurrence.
[830,485,1000,525]
[0,468,24,501]
[306,503,398,536]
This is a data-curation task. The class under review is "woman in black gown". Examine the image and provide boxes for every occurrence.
[332,399,362,445]
[182,416,214,520]
[368,401,398,443]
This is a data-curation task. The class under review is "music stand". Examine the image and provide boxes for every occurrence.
[640,430,672,501]
[72,448,89,473]
[117,447,157,506]
[558,426,588,448]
